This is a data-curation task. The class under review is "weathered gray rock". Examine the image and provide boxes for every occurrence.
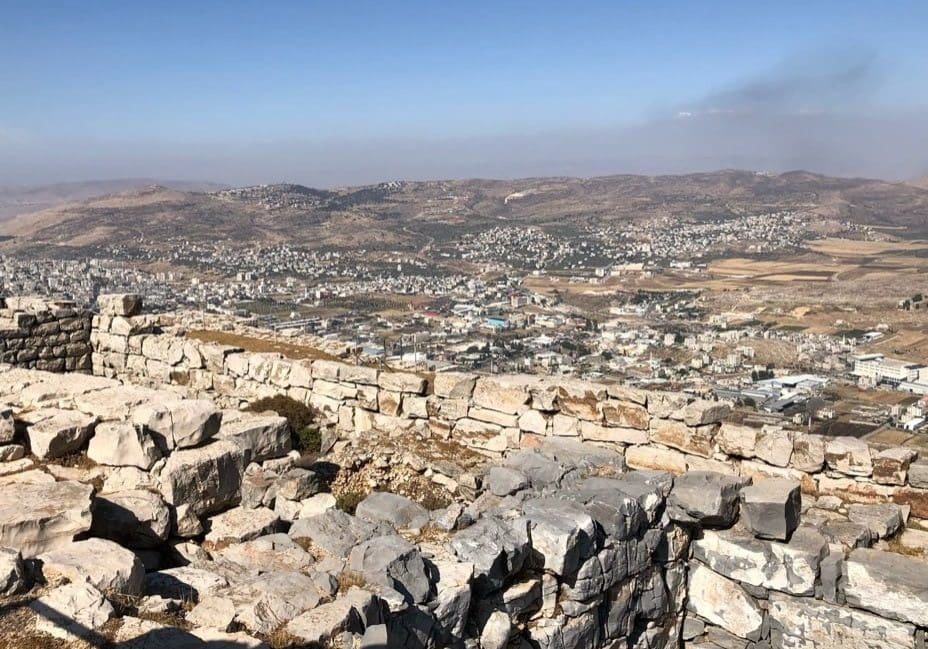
[289,509,387,558]
[821,519,872,549]
[187,596,236,631]
[204,506,280,546]
[0,408,15,444]
[349,535,432,604]
[98,293,142,316]
[0,444,24,462]
[87,421,161,469]
[480,610,511,649]
[39,538,145,595]
[300,492,337,519]
[217,409,291,462]
[667,471,747,527]
[739,478,801,540]
[91,489,171,548]
[212,533,315,575]
[687,562,763,638]
[356,491,430,530]
[158,439,245,517]
[522,497,597,577]
[908,458,928,488]
[30,582,114,642]
[450,516,531,594]
[692,526,828,596]
[485,466,531,497]
[769,593,916,649]
[240,466,277,509]
[847,503,905,540]
[275,467,321,501]
[285,597,363,645]
[844,548,928,626]
[25,408,96,459]
[0,547,24,596]
[213,570,323,635]
[505,450,569,489]
[0,480,93,556]
[144,566,229,600]
[431,558,473,640]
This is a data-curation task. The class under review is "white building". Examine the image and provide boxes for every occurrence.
[851,354,922,386]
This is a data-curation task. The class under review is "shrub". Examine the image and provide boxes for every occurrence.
[335,489,366,514]
[246,395,321,454]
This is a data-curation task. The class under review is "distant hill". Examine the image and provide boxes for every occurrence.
[0,179,228,221]
[905,176,928,190]
[3,170,928,252]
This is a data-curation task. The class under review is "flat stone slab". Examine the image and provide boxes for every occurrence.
[204,506,281,546]
[24,408,97,460]
[217,410,291,463]
[0,480,93,557]
[687,561,763,638]
[768,592,916,649]
[288,509,388,558]
[30,582,114,642]
[844,548,928,627]
[692,526,828,596]
[847,503,905,540]
[39,537,145,596]
[355,491,430,530]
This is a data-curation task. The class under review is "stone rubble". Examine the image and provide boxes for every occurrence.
[0,296,923,648]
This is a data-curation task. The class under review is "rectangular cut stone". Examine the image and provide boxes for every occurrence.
[817,476,897,504]
[625,445,687,474]
[552,414,579,437]
[891,486,928,519]
[378,371,427,395]
[825,437,872,477]
[433,372,477,399]
[649,419,717,458]
[792,432,826,473]
[579,421,648,445]
[338,364,378,386]
[908,459,928,488]
[717,422,757,458]
[768,593,915,649]
[678,399,730,426]
[472,376,532,414]
[468,406,519,428]
[872,447,917,486]
[740,460,816,495]
[556,381,607,421]
[605,383,647,405]
[600,400,649,430]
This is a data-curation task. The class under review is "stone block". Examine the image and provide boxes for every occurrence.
[739,478,801,540]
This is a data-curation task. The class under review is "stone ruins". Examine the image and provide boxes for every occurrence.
[0,293,926,648]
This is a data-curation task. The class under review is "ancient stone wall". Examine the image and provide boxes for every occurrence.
[89,304,928,521]
[69,296,928,649]
[0,296,92,372]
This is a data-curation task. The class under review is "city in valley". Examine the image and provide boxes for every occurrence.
[2,172,928,448]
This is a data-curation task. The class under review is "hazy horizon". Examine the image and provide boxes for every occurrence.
[3,1,927,186]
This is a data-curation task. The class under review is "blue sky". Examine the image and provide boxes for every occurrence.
[2,1,927,184]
